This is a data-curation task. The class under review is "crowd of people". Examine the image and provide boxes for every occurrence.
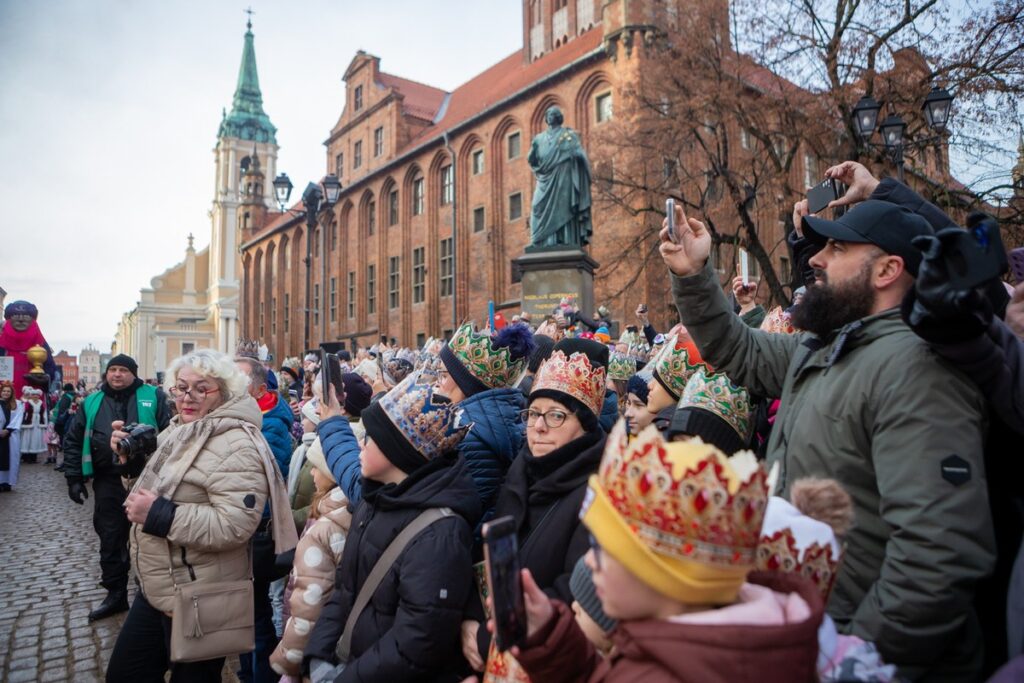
[4,159,1023,682]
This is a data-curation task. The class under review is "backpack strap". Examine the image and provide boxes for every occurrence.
[334,507,453,664]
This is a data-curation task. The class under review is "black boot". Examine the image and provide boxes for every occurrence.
[88,589,128,622]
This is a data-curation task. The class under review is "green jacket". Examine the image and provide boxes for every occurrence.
[672,263,994,681]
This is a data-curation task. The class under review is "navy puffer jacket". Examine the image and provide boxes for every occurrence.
[456,387,526,526]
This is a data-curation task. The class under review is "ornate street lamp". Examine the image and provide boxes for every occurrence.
[272,173,293,210]
[852,96,881,141]
[321,174,342,205]
[879,113,907,150]
[922,85,954,131]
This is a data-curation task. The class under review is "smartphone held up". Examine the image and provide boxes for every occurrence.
[666,198,678,244]
[482,516,528,652]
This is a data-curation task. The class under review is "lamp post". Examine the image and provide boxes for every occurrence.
[850,85,954,183]
[272,172,342,352]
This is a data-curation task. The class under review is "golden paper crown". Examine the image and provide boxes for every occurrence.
[531,350,606,417]
[760,306,796,334]
[755,497,843,599]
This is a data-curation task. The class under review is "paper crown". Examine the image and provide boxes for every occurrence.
[652,335,707,400]
[760,306,796,335]
[582,420,769,605]
[679,368,753,442]
[236,339,260,360]
[445,321,529,390]
[607,351,636,382]
[756,496,843,599]
[531,350,607,417]
[378,373,470,460]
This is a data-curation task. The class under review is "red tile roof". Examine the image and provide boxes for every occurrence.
[377,72,448,121]
[403,27,605,151]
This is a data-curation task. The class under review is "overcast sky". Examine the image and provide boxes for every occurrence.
[0,0,521,356]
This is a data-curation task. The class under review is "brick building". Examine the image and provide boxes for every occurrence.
[238,0,950,356]
[53,351,78,387]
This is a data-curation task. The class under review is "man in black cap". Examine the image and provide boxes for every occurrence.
[658,191,993,680]
[64,354,171,621]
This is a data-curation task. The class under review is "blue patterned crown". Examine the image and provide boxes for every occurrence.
[379,373,471,459]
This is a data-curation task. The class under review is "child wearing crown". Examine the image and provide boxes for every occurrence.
[303,375,482,682]
[502,421,825,682]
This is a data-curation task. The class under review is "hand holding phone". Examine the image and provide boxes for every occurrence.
[666,198,678,244]
[482,516,528,652]
[1010,247,1024,284]
[807,178,839,214]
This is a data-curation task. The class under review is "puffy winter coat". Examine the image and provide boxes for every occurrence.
[260,391,296,475]
[456,387,526,525]
[672,261,993,679]
[319,416,366,504]
[304,453,482,682]
[128,395,280,613]
[516,571,823,683]
[271,486,352,677]
[598,390,619,432]
[471,428,606,658]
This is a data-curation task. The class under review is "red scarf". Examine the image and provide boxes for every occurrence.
[257,390,279,414]
[0,321,49,395]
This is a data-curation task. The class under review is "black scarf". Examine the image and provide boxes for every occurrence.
[0,401,11,471]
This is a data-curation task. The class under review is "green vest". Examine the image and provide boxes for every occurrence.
[82,384,159,476]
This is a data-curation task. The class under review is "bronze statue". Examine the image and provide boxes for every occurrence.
[527,106,593,249]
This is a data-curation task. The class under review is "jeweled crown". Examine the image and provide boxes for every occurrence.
[532,350,606,417]
[379,373,471,460]
[755,497,843,598]
[607,351,636,381]
[680,368,753,441]
[447,322,527,389]
[653,335,708,399]
[235,339,260,360]
[597,420,768,568]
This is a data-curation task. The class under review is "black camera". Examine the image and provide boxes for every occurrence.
[116,423,158,459]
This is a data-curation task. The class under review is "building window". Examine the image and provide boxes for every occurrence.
[441,165,453,205]
[389,190,399,225]
[803,152,818,189]
[181,342,195,355]
[508,192,523,221]
[284,242,290,269]
[354,141,362,169]
[353,85,363,111]
[779,256,791,285]
[367,200,376,236]
[741,129,752,150]
[335,153,344,177]
[389,256,400,309]
[367,264,376,314]
[472,149,484,175]
[412,177,425,215]
[473,206,485,233]
[330,277,337,322]
[347,272,355,318]
[271,297,277,335]
[283,293,290,332]
[416,332,426,348]
[440,237,454,297]
[595,92,613,123]
[507,131,521,160]
[313,283,320,326]
[413,247,425,303]
[374,127,384,157]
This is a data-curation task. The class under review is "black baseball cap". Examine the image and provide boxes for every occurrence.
[802,200,934,276]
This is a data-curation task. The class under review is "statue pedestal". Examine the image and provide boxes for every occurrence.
[515,248,599,321]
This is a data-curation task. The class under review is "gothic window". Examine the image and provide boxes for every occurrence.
[347,272,355,318]
[330,278,337,322]
[413,248,425,303]
[335,153,344,177]
[389,256,400,309]
[389,189,399,225]
[313,284,320,325]
[367,200,376,235]
[284,293,290,332]
[473,206,485,233]
[413,177,425,215]
[354,85,363,111]
[508,132,522,160]
[441,165,453,205]
[472,149,484,175]
[367,264,377,314]
[596,92,613,123]
[439,238,454,297]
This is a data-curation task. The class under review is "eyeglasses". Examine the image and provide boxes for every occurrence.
[169,384,219,401]
[519,408,571,429]
[588,533,603,570]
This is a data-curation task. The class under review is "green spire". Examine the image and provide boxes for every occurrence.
[218,18,277,143]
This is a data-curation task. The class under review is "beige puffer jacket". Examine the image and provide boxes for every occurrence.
[270,486,352,676]
[129,395,272,613]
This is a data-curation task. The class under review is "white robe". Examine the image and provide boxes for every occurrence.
[0,401,24,486]
[20,398,46,454]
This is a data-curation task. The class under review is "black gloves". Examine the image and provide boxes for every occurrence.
[67,478,89,505]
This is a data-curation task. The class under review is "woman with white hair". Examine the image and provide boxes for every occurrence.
[105,348,297,683]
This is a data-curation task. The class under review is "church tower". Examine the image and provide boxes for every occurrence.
[208,16,278,354]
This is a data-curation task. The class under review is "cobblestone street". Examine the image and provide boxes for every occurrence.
[0,462,239,682]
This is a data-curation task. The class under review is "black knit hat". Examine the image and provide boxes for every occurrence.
[340,372,372,417]
[551,337,609,370]
[360,401,424,475]
[667,407,746,455]
[107,354,138,377]
[569,556,617,633]
[528,334,556,374]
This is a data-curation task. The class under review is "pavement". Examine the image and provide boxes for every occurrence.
[0,459,241,682]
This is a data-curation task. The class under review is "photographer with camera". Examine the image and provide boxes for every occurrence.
[63,353,170,622]
[659,189,994,679]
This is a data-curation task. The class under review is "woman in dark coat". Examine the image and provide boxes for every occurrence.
[461,337,609,672]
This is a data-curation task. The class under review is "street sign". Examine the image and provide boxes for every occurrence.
[0,357,12,382]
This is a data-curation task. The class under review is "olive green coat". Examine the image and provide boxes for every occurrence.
[672,263,994,681]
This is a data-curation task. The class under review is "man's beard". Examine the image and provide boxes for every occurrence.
[791,263,875,338]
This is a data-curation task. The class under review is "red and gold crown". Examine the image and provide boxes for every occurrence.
[760,306,796,335]
[581,419,769,605]
[755,497,843,599]
[532,350,606,417]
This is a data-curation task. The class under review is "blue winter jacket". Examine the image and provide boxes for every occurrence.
[319,416,365,503]
[599,390,619,433]
[457,387,527,525]
[261,394,295,476]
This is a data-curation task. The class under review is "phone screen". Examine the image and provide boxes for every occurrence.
[666,198,677,243]
[483,517,527,652]
[807,179,838,214]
